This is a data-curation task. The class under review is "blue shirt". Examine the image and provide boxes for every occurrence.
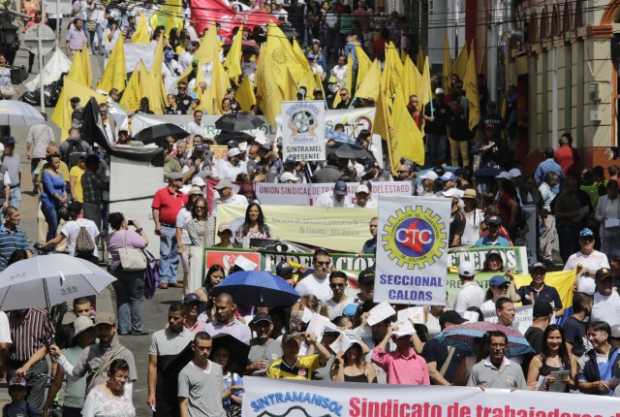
[474,236,511,247]
[534,158,563,193]
[0,225,30,271]
[41,170,66,207]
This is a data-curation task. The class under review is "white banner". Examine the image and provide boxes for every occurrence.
[280,101,326,161]
[255,181,413,206]
[241,377,620,417]
[374,196,450,306]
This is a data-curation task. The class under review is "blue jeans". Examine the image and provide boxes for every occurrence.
[41,201,59,241]
[10,187,20,209]
[114,270,145,334]
[159,225,179,284]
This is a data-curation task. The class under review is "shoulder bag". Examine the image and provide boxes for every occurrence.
[118,230,147,271]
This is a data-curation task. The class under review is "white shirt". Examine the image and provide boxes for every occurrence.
[315,191,347,208]
[82,384,135,417]
[102,28,120,56]
[0,311,11,344]
[462,208,484,246]
[179,50,194,71]
[538,182,556,211]
[480,299,496,320]
[592,290,620,337]
[453,281,485,313]
[186,121,209,139]
[563,250,610,275]
[214,159,247,183]
[216,193,248,207]
[26,124,55,159]
[296,273,333,302]
[311,62,325,80]
[345,196,377,209]
[176,207,192,245]
[61,218,100,257]
[331,65,347,88]
[324,296,353,320]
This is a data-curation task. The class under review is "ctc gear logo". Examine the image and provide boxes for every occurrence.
[382,206,447,269]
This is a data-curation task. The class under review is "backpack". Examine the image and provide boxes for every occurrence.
[75,225,95,256]
[66,140,86,168]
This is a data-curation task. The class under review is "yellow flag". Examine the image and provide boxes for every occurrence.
[420,57,433,107]
[149,34,166,114]
[454,43,469,81]
[97,35,126,92]
[119,62,144,113]
[384,43,403,96]
[194,25,220,64]
[463,42,480,130]
[52,77,106,139]
[515,270,575,315]
[150,0,183,35]
[67,49,92,88]
[355,45,372,90]
[355,59,381,102]
[291,39,317,94]
[131,14,151,44]
[402,56,418,102]
[211,59,231,114]
[235,76,256,112]
[388,89,424,171]
[442,32,452,90]
[224,28,243,81]
[345,53,353,95]
[372,68,391,141]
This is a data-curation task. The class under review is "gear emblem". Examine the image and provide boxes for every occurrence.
[382,206,447,269]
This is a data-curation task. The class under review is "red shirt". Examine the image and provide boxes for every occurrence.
[152,186,187,225]
[554,145,575,174]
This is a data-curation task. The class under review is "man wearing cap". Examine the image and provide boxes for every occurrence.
[418,171,438,196]
[215,223,235,248]
[214,148,247,183]
[518,262,562,311]
[422,311,468,385]
[45,316,96,417]
[214,179,248,206]
[347,183,377,208]
[591,268,620,339]
[148,302,194,417]
[152,172,188,289]
[183,293,207,334]
[475,216,511,246]
[563,228,610,276]
[50,312,137,395]
[247,313,282,375]
[523,301,553,355]
[424,88,450,166]
[315,180,348,208]
[453,260,485,313]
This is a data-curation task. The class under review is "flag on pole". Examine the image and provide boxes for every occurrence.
[454,43,469,81]
[224,27,243,81]
[463,41,480,130]
[131,14,151,44]
[97,35,126,92]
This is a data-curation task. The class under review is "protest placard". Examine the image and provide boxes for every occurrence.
[375,196,451,306]
[280,101,326,161]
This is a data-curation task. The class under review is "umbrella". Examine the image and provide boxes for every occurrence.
[211,334,250,374]
[134,123,190,145]
[215,112,265,132]
[326,142,374,161]
[214,130,255,145]
[212,271,299,307]
[0,100,44,126]
[434,321,534,357]
[0,254,116,311]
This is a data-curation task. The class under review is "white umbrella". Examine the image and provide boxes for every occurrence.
[0,254,116,311]
[0,100,45,126]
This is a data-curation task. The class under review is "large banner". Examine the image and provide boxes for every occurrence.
[242,377,620,417]
[255,181,413,206]
[280,101,326,161]
[375,197,451,306]
[216,205,375,253]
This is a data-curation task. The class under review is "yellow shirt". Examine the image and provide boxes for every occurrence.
[69,165,84,202]
[266,354,320,380]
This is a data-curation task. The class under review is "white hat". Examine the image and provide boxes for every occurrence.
[576,276,596,296]
[228,148,242,158]
[435,87,444,95]
[280,172,300,183]
[72,316,94,340]
[355,184,370,194]
[508,168,522,179]
[496,171,511,179]
[419,170,438,181]
[191,176,206,187]
[458,260,475,278]
[442,188,464,198]
[393,320,416,338]
[329,334,362,355]
[440,171,455,182]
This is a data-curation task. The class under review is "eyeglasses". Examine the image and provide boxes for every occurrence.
[316,261,331,266]
[330,283,345,288]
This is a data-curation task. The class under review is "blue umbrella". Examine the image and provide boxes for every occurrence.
[212,271,300,307]
[433,322,534,357]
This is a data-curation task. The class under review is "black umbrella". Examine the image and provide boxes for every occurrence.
[326,142,375,161]
[214,130,255,145]
[211,333,251,374]
[215,112,265,131]
[134,123,190,145]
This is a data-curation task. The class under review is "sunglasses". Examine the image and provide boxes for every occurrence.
[316,261,331,266]
[330,283,345,288]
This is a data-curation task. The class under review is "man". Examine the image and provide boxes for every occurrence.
[69,97,83,126]
[153,172,187,289]
[66,18,88,52]
[334,88,351,109]
[295,249,333,302]
[564,228,610,276]
[361,216,377,254]
[315,180,348,208]
[69,154,86,202]
[554,133,577,174]
[453,260,484,313]
[42,201,99,258]
[523,301,553,354]
[591,268,620,339]
[467,330,527,389]
[475,215,511,246]
[178,332,226,417]
[330,55,347,90]
[7,308,54,412]
[186,110,208,139]
[534,148,563,191]
[98,103,116,144]
[0,206,30,271]
[81,154,105,230]
[25,114,54,189]
[214,180,248,206]
[539,172,560,263]
[148,303,194,417]
[347,183,377,208]
[50,312,137,394]
[266,333,330,380]
[424,88,451,166]
[577,321,620,395]
[60,127,92,167]
[247,313,282,375]
[324,271,352,319]
[553,175,592,262]
[563,292,593,358]
[518,262,562,311]
[2,137,20,209]
[495,297,516,329]
[422,311,468,385]
[175,82,193,115]
[204,293,251,344]
[214,148,247,183]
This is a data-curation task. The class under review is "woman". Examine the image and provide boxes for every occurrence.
[449,197,465,247]
[196,264,225,302]
[332,338,376,383]
[212,345,243,417]
[479,276,510,319]
[595,180,620,255]
[462,189,484,246]
[0,55,14,98]
[40,153,67,240]
[527,325,577,392]
[82,359,135,417]
[177,189,205,291]
[234,203,271,247]
[108,212,148,336]
[482,251,521,303]
[578,321,620,395]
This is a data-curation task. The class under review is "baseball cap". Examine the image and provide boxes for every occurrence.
[183,293,201,304]
[579,228,594,238]
[435,87,444,95]
[489,275,509,287]
[576,276,596,295]
[458,260,475,278]
[250,313,273,325]
[189,186,203,195]
[439,310,467,328]
[508,168,522,179]
[531,262,546,272]
[485,215,502,226]
[191,176,206,187]
[215,179,234,190]
[463,188,477,199]
[334,180,347,196]
[3,136,15,146]
[228,147,242,158]
[533,301,553,318]
[342,303,358,317]
[496,171,510,180]
[73,316,95,339]
[355,184,370,194]
[440,171,455,182]
[392,320,416,338]
[95,312,115,326]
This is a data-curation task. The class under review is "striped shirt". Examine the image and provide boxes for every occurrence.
[8,309,54,362]
[0,225,30,272]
